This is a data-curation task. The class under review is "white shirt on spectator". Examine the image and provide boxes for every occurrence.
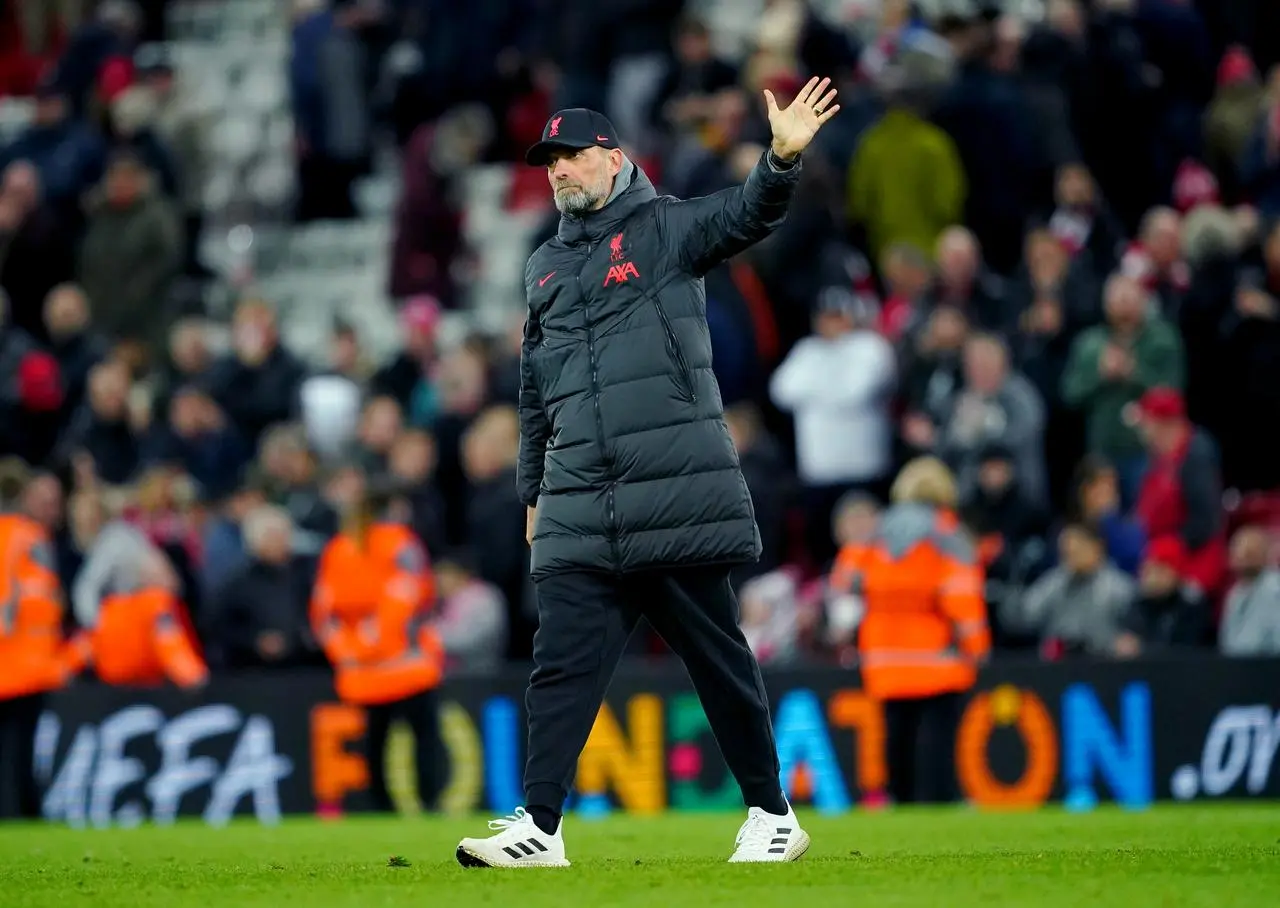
[769,328,896,486]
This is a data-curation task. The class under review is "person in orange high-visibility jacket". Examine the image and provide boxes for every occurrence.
[0,483,69,819]
[830,456,992,804]
[63,551,208,690]
[311,478,446,813]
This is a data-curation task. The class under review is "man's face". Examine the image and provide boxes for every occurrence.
[964,341,1006,394]
[1230,529,1270,580]
[1105,277,1145,329]
[546,147,619,216]
[1139,560,1179,596]
[45,286,88,340]
[1062,529,1101,574]
[106,163,143,207]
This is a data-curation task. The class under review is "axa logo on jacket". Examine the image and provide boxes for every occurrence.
[603,231,639,286]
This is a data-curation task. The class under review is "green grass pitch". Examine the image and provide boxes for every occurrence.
[1,804,1277,907]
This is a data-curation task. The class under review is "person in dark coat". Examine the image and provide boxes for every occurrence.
[456,79,842,868]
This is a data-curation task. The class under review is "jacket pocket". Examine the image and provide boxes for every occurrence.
[652,299,697,403]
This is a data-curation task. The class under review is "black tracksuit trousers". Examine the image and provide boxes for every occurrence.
[523,565,785,815]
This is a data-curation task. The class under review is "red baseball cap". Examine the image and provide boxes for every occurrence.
[1144,536,1186,573]
[1136,386,1185,421]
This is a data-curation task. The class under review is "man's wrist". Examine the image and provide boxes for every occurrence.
[767,146,799,170]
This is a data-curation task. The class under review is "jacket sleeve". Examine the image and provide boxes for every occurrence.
[1131,320,1185,390]
[655,150,802,276]
[937,532,992,662]
[516,306,551,508]
[1060,330,1103,408]
[1178,437,1222,551]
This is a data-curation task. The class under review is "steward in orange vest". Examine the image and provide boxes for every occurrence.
[311,478,445,812]
[830,457,991,804]
[0,467,68,819]
[63,551,208,689]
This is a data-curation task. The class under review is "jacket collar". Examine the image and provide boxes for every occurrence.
[556,157,656,245]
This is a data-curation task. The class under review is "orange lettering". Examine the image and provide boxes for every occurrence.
[828,690,888,794]
[956,685,1057,809]
[311,703,369,805]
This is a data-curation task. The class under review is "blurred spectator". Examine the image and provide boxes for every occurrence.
[299,320,366,462]
[1240,81,1280,220]
[1113,535,1210,657]
[76,151,183,356]
[256,422,338,556]
[922,226,1008,332]
[1131,386,1228,597]
[372,295,440,424]
[725,402,793,585]
[460,405,533,659]
[107,85,179,198]
[387,112,473,307]
[0,162,76,338]
[940,332,1046,508]
[290,0,373,222]
[0,81,106,214]
[961,442,1048,636]
[43,284,108,428]
[898,304,969,461]
[1006,521,1134,658]
[204,505,312,669]
[740,568,804,667]
[877,241,932,343]
[846,38,964,267]
[53,358,140,485]
[434,552,508,673]
[135,45,211,276]
[207,300,306,446]
[1044,163,1124,279]
[53,0,142,116]
[1120,207,1190,316]
[770,287,896,568]
[67,488,162,629]
[146,385,251,502]
[387,428,446,558]
[931,6,1039,273]
[649,16,740,142]
[348,395,403,476]
[199,480,267,603]
[1062,272,1185,505]
[0,288,63,464]
[1067,454,1146,575]
[151,317,214,421]
[1220,525,1280,656]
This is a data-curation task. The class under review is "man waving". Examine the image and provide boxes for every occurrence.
[456,77,840,869]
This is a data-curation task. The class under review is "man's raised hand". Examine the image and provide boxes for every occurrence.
[764,76,840,161]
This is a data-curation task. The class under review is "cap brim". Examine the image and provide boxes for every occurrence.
[524,140,593,166]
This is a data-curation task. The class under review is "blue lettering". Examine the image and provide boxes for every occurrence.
[772,689,850,814]
[481,697,523,812]
[1062,683,1152,810]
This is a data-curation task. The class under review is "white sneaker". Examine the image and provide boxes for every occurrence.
[727,804,811,863]
[455,807,571,869]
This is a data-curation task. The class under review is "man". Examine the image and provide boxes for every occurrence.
[456,77,840,869]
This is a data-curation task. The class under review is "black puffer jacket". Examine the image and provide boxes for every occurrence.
[518,152,801,578]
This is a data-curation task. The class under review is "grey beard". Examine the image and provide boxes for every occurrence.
[554,185,604,216]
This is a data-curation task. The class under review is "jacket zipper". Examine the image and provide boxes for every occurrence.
[578,257,622,571]
[652,299,697,403]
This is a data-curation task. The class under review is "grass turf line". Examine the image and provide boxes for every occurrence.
[0,804,1277,907]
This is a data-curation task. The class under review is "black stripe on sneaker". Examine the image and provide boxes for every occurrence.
[768,846,786,854]
[516,842,535,855]
[503,846,524,859]
[776,827,792,835]
[771,837,788,845]
[529,839,549,853]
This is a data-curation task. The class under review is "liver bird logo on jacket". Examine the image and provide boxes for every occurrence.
[609,232,625,261]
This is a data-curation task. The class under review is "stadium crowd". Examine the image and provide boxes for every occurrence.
[0,0,1278,719]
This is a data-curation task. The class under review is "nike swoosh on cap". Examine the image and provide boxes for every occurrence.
[597,135,609,141]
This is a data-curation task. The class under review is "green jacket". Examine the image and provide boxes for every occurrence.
[846,108,966,265]
[1061,318,1185,458]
